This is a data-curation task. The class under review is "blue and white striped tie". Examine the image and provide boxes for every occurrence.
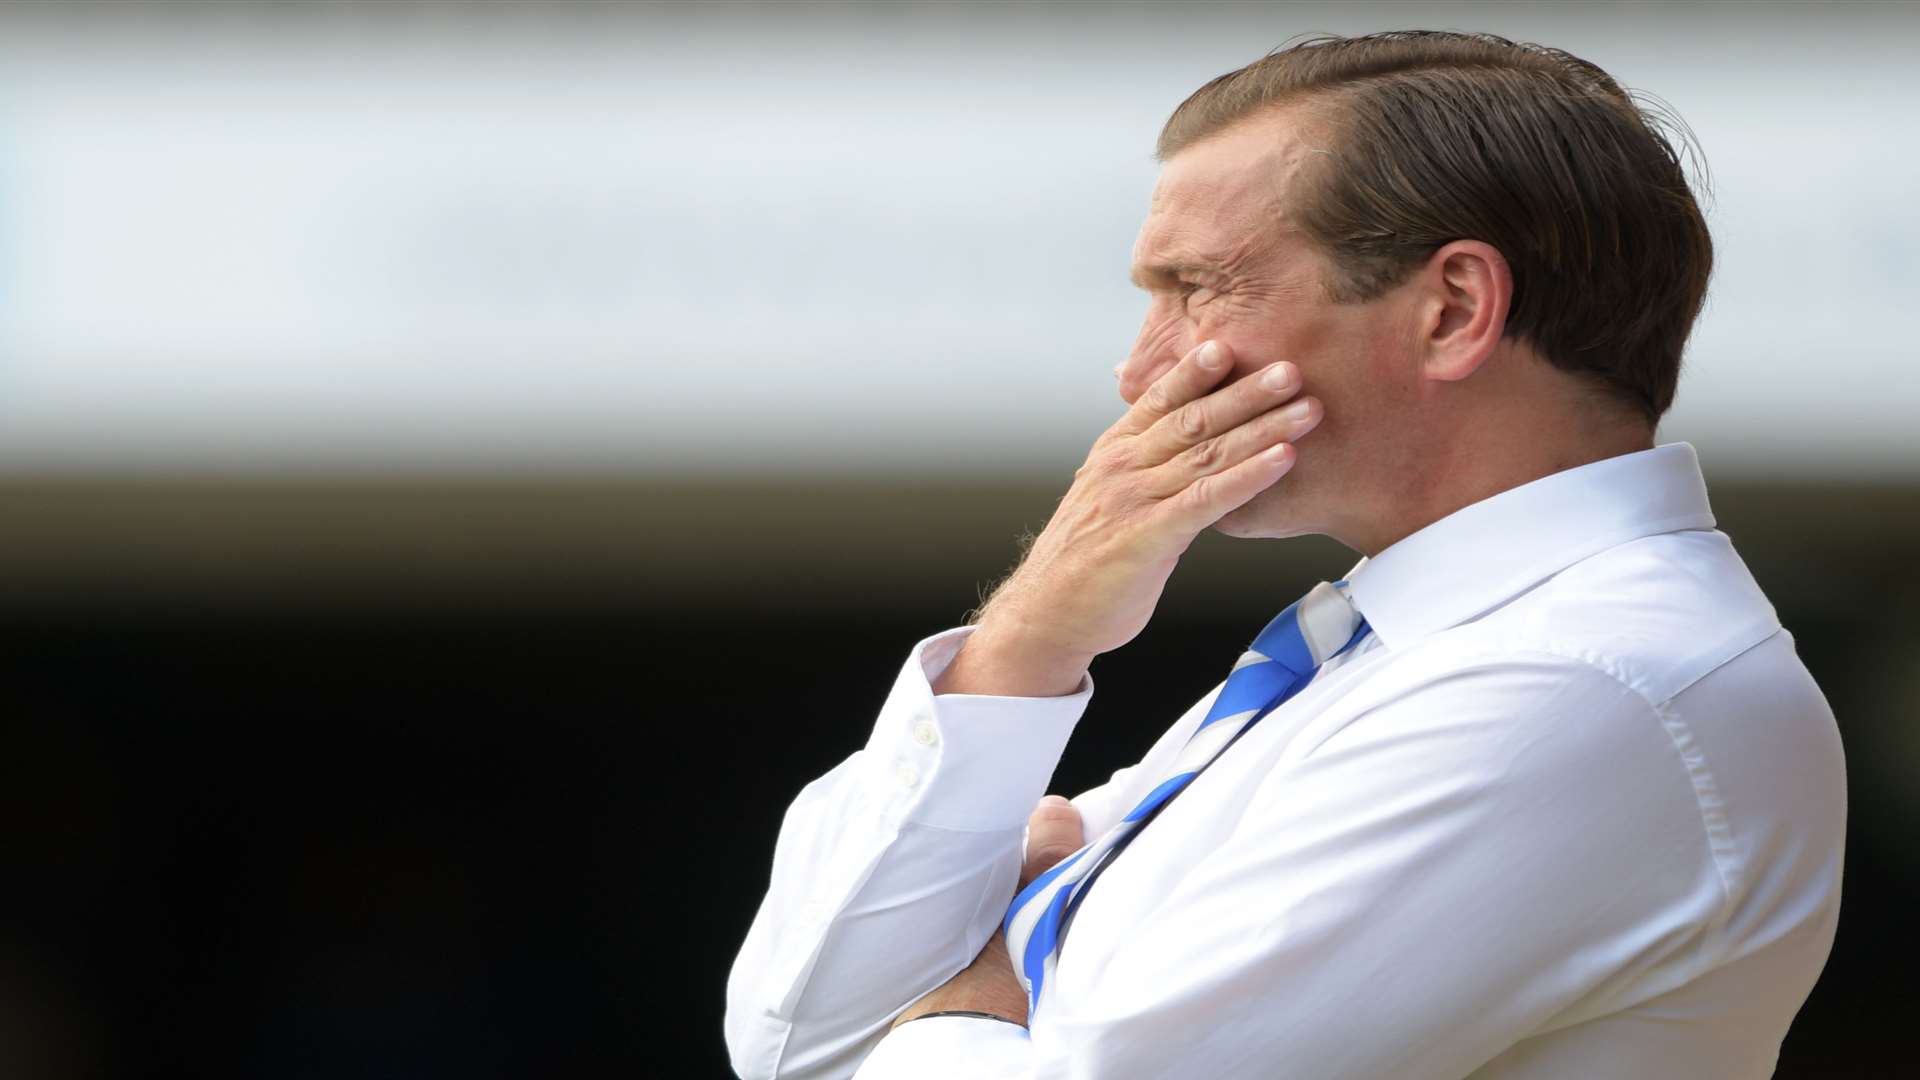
[1001,580,1372,1018]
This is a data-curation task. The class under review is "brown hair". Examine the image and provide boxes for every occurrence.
[1159,31,1712,423]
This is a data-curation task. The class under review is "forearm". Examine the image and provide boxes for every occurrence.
[888,932,1031,1031]
[729,790,1026,1077]
[724,628,1090,1079]
[932,614,1094,699]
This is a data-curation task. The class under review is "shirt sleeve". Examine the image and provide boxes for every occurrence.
[844,648,1731,1080]
[723,626,1096,1080]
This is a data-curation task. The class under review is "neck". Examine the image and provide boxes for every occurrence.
[1340,411,1655,558]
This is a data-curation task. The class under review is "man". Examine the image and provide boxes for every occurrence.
[725,31,1844,1079]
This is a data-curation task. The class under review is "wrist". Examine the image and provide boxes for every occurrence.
[936,616,1093,698]
[903,1009,1026,1028]
[890,931,1031,1031]
[890,978,1029,1031]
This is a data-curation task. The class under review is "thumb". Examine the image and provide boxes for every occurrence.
[1021,794,1086,888]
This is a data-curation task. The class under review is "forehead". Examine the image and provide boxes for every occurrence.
[1134,107,1323,271]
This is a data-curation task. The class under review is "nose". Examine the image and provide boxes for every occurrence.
[1115,343,1185,406]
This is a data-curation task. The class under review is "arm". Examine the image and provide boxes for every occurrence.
[723,627,1092,1079]
[854,652,1729,1079]
[728,340,1323,1077]
[724,626,1199,1079]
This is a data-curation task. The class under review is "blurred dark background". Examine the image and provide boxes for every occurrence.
[2,473,1914,1078]
[1,2,1915,1077]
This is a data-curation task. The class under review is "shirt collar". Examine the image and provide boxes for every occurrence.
[1342,442,1715,649]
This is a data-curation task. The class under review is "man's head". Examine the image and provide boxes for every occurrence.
[1118,32,1713,551]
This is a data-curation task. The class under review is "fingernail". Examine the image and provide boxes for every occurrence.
[1196,342,1223,369]
[1039,794,1071,808]
[1112,362,1126,379]
[1260,363,1294,390]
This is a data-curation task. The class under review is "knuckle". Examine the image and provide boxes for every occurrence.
[1084,446,1127,478]
[1182,437,1223,471]
[1172,404,1209,442]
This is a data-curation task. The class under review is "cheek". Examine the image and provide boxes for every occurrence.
[1313,312,1422,442]
[1210,305,1333,386]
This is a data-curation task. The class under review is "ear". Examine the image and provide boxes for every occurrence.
[1417,240,1512,383]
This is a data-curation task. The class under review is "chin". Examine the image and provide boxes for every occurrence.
[1211,505,1299,540]
[1212,482,1322,541]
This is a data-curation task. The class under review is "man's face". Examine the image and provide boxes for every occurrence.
[1120,108,1426,543]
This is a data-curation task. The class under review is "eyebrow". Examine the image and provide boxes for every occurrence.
[1128,261,1224,291]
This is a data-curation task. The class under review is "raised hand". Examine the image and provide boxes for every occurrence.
[936,340,1320,697]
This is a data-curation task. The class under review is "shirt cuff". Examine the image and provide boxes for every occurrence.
[864,626,1094,832]
[852,1015,1031,1079]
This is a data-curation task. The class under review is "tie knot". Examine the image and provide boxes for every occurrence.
[1249,580,1364,675]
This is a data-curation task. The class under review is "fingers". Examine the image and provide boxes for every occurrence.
[1112,340,1235,438]
[1154,437,1300,535]
[1144,392,1321,497]
[1134,356,1304,465]
[1021,794,1087,888]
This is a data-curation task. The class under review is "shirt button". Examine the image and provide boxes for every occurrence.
[895,764,921,789]
[912,722,939,747]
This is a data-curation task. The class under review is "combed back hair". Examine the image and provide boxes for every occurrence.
[1158,31,1712,423]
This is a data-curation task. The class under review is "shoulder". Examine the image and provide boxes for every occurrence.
[1296,526,1842,921]
[1492,528,1783,704]
[1302,639,1673,795]
[1313,527,1799,784]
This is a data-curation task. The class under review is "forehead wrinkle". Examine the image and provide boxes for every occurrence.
[1138,111,1323,289]
[1130,209,1231,284]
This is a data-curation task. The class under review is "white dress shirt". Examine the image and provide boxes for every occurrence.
[724,443,1846,1080]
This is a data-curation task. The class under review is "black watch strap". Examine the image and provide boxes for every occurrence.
[907,1009,1025,1028]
